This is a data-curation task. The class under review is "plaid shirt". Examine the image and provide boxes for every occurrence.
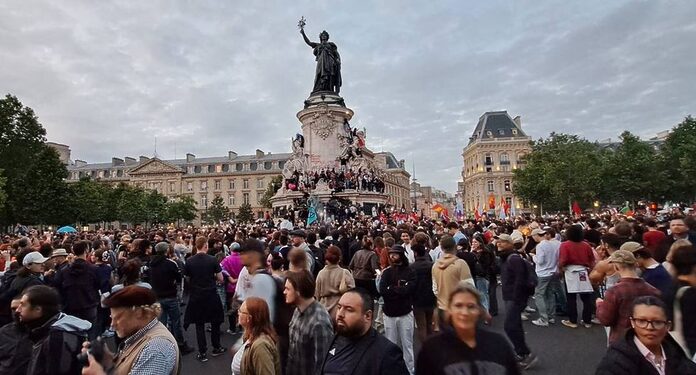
[116,318,177,375]
[286,300,334,375]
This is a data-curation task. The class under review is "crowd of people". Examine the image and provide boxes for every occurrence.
[284,167,385,193]
[0,210,695,374]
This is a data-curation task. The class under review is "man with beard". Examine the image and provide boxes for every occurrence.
[319,289,408,375]
[0,297,32,375]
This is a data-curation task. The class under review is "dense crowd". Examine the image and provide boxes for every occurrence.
[1,211,696,374]
[284,167,385,193]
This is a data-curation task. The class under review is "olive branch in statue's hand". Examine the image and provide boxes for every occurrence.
[298,16,306,31]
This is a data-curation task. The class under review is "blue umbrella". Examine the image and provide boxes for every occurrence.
[56,226,77,234]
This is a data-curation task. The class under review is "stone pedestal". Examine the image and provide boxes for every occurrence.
[271,91,389,212]
[297,92,354,169]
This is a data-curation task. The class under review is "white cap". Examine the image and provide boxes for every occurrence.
[23,252,49,267]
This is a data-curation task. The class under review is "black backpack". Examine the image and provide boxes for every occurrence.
[256,271,293,338]
[513,254,538,295]
[309,244,325,278]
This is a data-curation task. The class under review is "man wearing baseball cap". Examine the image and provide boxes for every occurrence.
[596,250,661,344]
[81,285,180,375]
[620,242,673,298]
[530,227,562,327]
[2,252,48,309]
[496,233,538,368]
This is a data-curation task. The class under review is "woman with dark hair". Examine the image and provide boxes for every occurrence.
[315,245,355,318]
[349,237,380,299]
[559,224,596,329]
[231,297,281,375]
[596,296,696,374]
[416,283,520,375]
[667,243,696,357]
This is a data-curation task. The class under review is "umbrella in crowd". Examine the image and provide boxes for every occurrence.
[56,225,77,234]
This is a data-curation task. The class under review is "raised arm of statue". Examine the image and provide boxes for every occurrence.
[300,29,317,48]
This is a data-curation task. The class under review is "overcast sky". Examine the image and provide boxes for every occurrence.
[2,1,695,193]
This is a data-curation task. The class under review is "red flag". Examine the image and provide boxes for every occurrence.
[572,201,582,216]
[474,203,481,220]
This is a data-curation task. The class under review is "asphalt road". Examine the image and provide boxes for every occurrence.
[176,294,608,375]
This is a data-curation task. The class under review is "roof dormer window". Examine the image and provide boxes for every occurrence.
[486,131,492,136]
[498,129,505,135]
[512,129,518,135]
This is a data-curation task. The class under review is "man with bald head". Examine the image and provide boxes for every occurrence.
[319,289,408,375]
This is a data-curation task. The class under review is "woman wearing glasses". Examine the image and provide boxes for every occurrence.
[416,282,521,375]
[230,297,281,375]
[596,296,696,375]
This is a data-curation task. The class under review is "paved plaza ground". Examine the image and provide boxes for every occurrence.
[176,293,607,375]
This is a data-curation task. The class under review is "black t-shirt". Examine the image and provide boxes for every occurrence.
[416,328,521,375]
[322,335,358,375]
[184,253,221,293]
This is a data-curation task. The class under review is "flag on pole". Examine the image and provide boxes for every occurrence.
[306,197,318,226]
[499,197,507,220]
[474,202,481,220]
[432,203,445,213]
[572,201,582,217]
[510,197,516,217]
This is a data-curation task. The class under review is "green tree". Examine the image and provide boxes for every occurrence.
[68,177,109,225]
[167,195,197,226]
[11,146,71,225]
[117,185,147,225]
[0,170,6,214]
[259,175,283,208]
[207,195,229,224]
[602,131,662,204]
[513,133,606,212]
[237,203,253,224]
[143,190,168,227]
[661,116,696,202]
[0,94,52,224]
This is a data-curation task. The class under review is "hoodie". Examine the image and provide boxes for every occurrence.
[378,252,416,317]
[431,253,474,310]
[149,255,182,299]
[54,258,100,317]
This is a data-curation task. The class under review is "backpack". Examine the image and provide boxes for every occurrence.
[514,254,538,295]
[309,245,325,278]
[256,270,293,337]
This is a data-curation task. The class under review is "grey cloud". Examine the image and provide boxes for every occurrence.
[1,0,694,193]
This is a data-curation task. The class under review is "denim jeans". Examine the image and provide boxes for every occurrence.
[384,311,415,375]
[533,274,562,322]
[159,297,184,345]
[504,300,530,356]
[475,277,490,312]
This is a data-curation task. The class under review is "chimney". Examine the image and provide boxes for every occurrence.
[139,155,150,163]
[255,149,264,158]
[513,116,521,128]
[186,153,195,163]
[112,157,124,166]
[74,159,87,167]
[124,157,136,165]
[228,151,238,160]
[399,159,405,169]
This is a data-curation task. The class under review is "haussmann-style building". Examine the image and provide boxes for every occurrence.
[460,111,532,216]
[55,145,411,224]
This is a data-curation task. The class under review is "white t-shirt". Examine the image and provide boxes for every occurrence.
[230,339,249,375]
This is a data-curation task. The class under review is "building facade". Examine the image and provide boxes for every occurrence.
[58,146,412,222]
[460,111,532,216]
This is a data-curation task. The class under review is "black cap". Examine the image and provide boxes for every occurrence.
[289,229,306,238]
[389,245,406,254]
[240,239,264,254]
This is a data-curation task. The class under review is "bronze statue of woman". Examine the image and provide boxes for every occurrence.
[300,27,342,94]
